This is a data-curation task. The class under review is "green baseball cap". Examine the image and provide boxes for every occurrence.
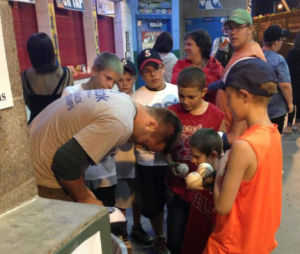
[225,9,253,25]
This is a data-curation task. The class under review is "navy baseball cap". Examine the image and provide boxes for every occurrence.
[137,48,162,71]
[208,57,278,97]
[121,58,137,76]
[263,25,290,42]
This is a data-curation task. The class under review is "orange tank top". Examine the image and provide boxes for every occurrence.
[203,124,282,254]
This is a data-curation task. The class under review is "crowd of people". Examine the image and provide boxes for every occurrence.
[22,7,299,254]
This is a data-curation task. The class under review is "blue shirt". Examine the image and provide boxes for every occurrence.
[263,50,291,118]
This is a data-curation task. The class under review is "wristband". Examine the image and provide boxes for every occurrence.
[168,161,176,167]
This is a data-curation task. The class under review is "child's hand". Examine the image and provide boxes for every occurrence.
[170,162,188,178]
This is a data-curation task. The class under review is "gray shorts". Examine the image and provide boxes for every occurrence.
[115,178,135,209]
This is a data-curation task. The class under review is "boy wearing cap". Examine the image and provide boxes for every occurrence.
[130,48,178,254]
[62,52,123,206]
[117,58,137,95]
[216,9,266,143]
[203,57,282,254]
[262,25,293,133]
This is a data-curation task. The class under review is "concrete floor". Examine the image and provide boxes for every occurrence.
[123,133,300,254]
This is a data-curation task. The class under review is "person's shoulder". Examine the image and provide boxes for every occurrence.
[131,86,147,99]
[165,82,178,91]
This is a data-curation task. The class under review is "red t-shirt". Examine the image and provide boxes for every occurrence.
[170,57,223,105]
[166,103,225,203]
[181,190,215,254]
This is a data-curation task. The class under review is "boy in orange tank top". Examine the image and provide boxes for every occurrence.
[203,57,282,254]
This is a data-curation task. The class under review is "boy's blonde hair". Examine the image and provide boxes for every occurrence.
[252,81,278,105]
[177,67,206,91]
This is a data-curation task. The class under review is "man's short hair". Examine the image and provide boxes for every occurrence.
[189,128,223,158]
[153,32,174,53]
[94,52,123,75]
[148,107,183,155]
[184,30,212,60]
[177,67,206,91]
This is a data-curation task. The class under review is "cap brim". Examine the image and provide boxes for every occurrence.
[282,29,290,38]
[124,66,136,76]
[139,59,162,71]
[225,18,247,25]
[208,80,226,91]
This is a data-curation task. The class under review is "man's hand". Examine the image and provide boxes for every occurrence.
[288,103,294,113]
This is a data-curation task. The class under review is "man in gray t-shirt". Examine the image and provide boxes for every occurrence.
[29,89,182,205]
[262,25,293,133]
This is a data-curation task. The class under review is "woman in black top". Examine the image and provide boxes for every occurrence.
[21,32,73,124]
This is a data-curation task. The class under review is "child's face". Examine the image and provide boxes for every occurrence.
[190,146,209,166]
[140,62,165,91]
[92,68,121,89]
[117,71,135,95]
[225,86,246,121]
[178,86,206,113]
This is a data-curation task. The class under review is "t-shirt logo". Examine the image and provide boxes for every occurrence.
[122,59,127,65]
[145,50,151,57]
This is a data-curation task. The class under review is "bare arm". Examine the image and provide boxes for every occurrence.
[218,119,226,133]
[60,176,103,205]
[214,140,256,215]
[278,82,293,113]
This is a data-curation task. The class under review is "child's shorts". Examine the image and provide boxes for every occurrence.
[134,163,167,219]
[115,178,135,209]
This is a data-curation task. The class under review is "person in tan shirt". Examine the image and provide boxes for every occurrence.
[216,9,266,143]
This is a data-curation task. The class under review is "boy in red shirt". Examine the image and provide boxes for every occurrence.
[181,128,223,254]
[203,57,282,254]
[166,66,225,254]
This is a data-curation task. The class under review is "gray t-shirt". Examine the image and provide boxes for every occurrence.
[30,90,136,188]
[263,50,291,118]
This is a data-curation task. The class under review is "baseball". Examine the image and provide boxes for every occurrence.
[197,163,214,178]
[185,172,203,190]
[176,163,189,175]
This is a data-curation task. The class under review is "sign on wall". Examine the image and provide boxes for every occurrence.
[10,0,35,3]
[49,2,61,65]
[92,0,100,54]
[96,0,114,16]
[142,31,163,50]
[0,17,14,110]
[138,0,172,14]
[56,0,85,11]
[198,0,222,10]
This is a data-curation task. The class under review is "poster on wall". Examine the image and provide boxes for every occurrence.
[49,1,61,65]
[56,0,85,11]
[96,0,114,15]
[0,17,14,110]
[93,1,100,55]
[198,0,222,10]
[10,0,35,3]
[138,0,172,14]
[142,31,163,49]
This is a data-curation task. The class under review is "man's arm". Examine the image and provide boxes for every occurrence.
[214,140,256,215]
[51,137,103,205]
[278,82,293,113]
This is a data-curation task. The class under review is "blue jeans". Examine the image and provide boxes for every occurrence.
[166,188,190,254]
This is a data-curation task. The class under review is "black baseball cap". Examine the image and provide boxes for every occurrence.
[137,48,162,71]
[208,57,278,97]
[263,25,290,42]
[121,58,137,76]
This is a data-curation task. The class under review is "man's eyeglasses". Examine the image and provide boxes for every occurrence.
[141,65,163,76]
[279,37,286,41]
[224,24,249,33]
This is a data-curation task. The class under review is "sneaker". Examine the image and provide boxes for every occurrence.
[283,126,292,134]
[117,234,132,254]
[130,224,153,245]
[154,236,170,254]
